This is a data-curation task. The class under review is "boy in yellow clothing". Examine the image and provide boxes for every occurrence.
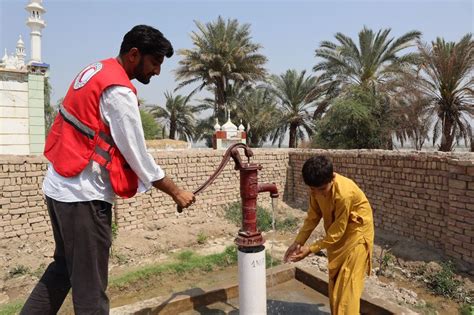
[284,156,374,315]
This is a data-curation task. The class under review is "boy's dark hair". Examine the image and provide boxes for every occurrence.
[120,25,174,59]
[302,156,334,187]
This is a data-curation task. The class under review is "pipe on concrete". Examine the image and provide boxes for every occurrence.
[238,245,266,315]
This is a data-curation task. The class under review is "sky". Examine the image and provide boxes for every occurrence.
[1,0,473,111]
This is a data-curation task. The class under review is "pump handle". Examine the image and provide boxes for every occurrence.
[177,143,253,213]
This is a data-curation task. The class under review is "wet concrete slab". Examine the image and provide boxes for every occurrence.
[182,278,331,314]
[111,265,413,315]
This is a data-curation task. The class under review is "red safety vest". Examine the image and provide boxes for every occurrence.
[44,58,139,198]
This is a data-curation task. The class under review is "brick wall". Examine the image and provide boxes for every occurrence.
[287,150,474,266]
[0,149,290,238]
[0,155,49,241]
[113,149,290,230]
[0,149,472,266]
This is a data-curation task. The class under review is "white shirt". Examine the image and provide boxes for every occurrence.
[42,86,165,204]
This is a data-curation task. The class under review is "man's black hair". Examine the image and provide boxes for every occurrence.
[120,25,173,58]
[302,156,334,187]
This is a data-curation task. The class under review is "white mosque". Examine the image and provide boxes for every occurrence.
[0,0,48,155]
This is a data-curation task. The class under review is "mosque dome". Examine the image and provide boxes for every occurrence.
[221,110,237,132]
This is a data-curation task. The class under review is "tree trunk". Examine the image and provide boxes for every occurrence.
[169,121,177,140]
[414,130,425,151]
[214,78,227,115]
[439,117,454,151]
[288,123,297,148]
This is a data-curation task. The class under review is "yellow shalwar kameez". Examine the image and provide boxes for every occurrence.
[294,173,374,315]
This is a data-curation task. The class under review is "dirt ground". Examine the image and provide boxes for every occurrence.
[0,201,472,314]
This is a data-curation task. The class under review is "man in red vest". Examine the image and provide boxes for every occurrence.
[21,25,195,315]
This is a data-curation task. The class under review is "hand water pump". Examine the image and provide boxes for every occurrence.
[179,143,278,314]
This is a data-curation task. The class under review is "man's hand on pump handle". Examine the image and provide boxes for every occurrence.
[174,190,196,209]
[152,176,195,210]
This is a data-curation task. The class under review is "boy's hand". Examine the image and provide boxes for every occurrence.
[288,245,311,262]
[284,242,300,263]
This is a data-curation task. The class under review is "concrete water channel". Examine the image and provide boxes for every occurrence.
[111,264,411,315]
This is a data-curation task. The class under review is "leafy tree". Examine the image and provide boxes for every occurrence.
[150,92,204,141]
[44,78,57,133]
[313,88,382,149]
[140,109,161,140]
[175,16,267,115]
[415,34,474,151]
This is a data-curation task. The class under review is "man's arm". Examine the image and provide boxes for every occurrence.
[100,86,194,208]
[153,176,195,208]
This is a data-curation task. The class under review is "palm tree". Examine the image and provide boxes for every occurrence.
[266,70,326,148]
[314,27,421,90]
[391,86,432,150]
[150,92,205,141]
[415,34,474,151]
[229,87,280,147]
[175,16,267,115]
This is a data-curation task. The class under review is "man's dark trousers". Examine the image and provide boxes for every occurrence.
[21,197,113,315]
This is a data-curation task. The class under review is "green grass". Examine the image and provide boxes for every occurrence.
[109,246,240,289]
[224,202,299,232]
[0,300,24,315]
[459,303,474,315]
[109,245,280,289]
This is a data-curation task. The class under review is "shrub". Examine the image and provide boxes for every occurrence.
[8,265,30,278]
[197,231,208,244]
[427,261,462,298]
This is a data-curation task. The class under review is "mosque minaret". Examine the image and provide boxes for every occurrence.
[0,0,48,155]
[25,0,46,64]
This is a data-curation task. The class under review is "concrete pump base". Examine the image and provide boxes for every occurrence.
[111,265,413,315]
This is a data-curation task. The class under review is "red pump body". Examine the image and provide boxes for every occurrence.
[229,145,279,248]
[180,143,278,248]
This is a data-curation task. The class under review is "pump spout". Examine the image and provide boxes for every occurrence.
[258,183,279,198]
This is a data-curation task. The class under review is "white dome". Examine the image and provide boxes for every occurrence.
[222,118,237,132]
